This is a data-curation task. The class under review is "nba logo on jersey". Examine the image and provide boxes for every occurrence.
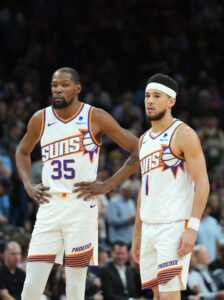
[76,115,86,125]
[160,133,168,142]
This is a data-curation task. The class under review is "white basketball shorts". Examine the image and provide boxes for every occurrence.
[140,220,191,292]
[27,193,98,267]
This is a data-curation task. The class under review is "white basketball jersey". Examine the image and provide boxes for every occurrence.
[40,103,101,193]
[139,119,194,223]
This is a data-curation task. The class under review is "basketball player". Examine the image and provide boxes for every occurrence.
[131,74,209,300]
[15,67,139,300]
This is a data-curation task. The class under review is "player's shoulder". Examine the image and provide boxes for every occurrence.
[29,109,43,123]
[27,109,44,131]
[177,122,198,138]
[91,106,108,118]
[176,122,200,147]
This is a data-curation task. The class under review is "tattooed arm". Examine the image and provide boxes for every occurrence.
[73,108,139,199]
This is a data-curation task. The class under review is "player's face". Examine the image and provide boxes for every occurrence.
[51,71,81,109]
[145,89,175,121]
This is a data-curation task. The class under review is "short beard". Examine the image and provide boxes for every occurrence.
[52,97,74,109]
[145,108,166,122]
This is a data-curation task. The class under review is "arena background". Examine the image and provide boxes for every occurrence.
[0,0,223,299]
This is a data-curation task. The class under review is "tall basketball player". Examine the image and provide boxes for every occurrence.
[131,74,209,300]
[16,67,139,300]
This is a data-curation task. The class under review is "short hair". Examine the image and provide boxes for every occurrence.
[55,67,80,83]
[4,241,21,253]
[147,73,178,96]
[111,241,128,250]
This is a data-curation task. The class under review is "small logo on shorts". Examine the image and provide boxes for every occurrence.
[158,260,178,269]
[90,204,96,208]
[72,243,92,253]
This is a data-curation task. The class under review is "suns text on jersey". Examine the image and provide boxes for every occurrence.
[140,150,162,175]
[41,134,83,162]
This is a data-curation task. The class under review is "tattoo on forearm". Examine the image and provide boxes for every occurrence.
[127,155,139,166]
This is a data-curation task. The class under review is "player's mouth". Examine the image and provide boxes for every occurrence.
[54,96,65,102]
[146,107,154,112]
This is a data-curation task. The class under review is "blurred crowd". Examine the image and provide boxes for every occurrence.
[0,0,224,299]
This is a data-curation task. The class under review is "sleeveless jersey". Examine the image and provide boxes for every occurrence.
[40,103,101,193]
[139,119,194,223]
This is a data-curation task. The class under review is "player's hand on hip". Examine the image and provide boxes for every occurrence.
[131,235,141,264]
[73,180,111,200]
[25,182,51,204]
[177,228,197,257]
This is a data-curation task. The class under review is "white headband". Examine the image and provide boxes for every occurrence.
[145,82,176,98]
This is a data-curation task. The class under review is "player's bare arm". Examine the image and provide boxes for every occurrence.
[174,125,210,257]
[15,111,51,204]
[132,189,142,264]
[73,107,139,199]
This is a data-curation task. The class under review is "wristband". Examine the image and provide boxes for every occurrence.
[187,217,200,231]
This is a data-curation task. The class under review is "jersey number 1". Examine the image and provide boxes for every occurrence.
[51,159,75,180]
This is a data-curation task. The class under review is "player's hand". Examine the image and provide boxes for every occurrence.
[131,234,141,264]
[24,183,51,204]
[73,180,111,200]
[177,228,197,257]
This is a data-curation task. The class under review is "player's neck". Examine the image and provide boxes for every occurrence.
[151,115,175,134]
[55,100,81,120]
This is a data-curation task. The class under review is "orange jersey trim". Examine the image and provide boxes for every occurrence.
[53,102,84,123]
[27,254,56,263]
[150,119,177,139]
[170,123,185,159]
[39,109,45,140]
[89,107,102,147]
[142,278,158,290]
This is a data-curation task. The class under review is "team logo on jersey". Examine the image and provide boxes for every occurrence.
[140,144,184,178]
[41,129,99,163]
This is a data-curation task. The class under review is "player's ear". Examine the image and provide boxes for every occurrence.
[168,97,176,109]
[76,83,82,94]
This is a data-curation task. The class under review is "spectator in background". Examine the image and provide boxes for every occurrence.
[0,178,12,227]
[209,192,223,223]
[0,238,6,266]
[198,116,224,172]
[196,203,222,261]
[182,250,202,300]
[188,245,224,300]
[0,241,25,300]
[107,180,136,245]
[209,240,224,289]
[112,91,143,129]
[99,241,145,300]
[98,194,109,245]
[1,120,28,227]
[85,81,112,112]
[0,125,12,222]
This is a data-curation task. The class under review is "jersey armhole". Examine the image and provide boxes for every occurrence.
[170,123,185,160]
[39,109,46,141]
[88,107,102,147]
